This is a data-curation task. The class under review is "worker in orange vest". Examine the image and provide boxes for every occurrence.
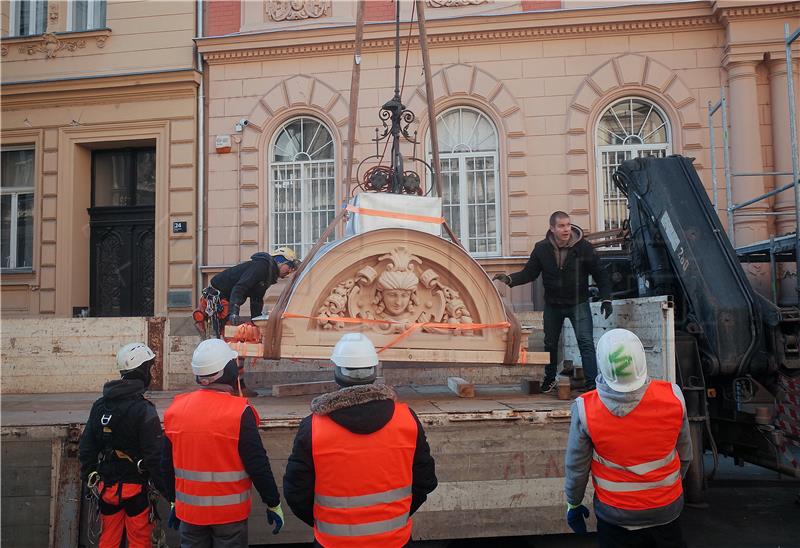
[161,338,283,547]
[564,329,693,547]
[283,333,438,547]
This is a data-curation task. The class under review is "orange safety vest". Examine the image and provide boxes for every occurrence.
[581,380,684,511]
[164,389,258,525]
[312,402,418,548]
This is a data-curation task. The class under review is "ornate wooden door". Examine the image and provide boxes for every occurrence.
[89,206,154,317]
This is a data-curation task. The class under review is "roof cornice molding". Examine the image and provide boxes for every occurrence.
[716,1,800,23]
[200,12,721,63]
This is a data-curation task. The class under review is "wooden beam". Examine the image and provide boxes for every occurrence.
[344,0,365,199]
[272,380,340,397]
[416,0,442,198]
[447,376,475,398]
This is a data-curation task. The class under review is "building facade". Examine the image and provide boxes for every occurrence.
[2,0,798,318]
[1,0,200,317]
[197,0,799,310]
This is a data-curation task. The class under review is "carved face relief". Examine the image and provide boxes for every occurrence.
[382,289,413,316]
[315,245,477,335]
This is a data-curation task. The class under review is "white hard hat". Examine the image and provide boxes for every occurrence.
[596,329,648,392]
[116,343,156,372]
[191,338,238,377]
[331,333,379,369]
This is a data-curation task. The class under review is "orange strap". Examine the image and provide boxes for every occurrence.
[282,312,510,354]
[228,323,261,343]
[346,204,445,225]
[518,346,527,365]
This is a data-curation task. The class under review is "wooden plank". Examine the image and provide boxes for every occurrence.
[272,380,339,398]
[447,377,475,398]
[227,342,263,357]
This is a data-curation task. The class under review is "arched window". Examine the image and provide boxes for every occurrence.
[595,97,671,230]
[429,106,500,256]
[269,116,335,257]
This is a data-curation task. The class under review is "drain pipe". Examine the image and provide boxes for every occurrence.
[195,0,205,300]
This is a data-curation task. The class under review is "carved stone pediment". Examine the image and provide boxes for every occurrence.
[317,246,475,334]
[269,228,540,365]
[266,0,331,21]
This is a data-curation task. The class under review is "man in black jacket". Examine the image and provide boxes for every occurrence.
[202,247,298,329]
[78,342,165,548]
[283,333,437,547]
[494,211,612,392]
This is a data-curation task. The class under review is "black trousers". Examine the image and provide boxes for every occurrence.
[597,517,686,548]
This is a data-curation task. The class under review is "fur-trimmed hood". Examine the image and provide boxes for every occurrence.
[310,384,398,435]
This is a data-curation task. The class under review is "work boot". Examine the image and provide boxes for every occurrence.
[575,382,596,393]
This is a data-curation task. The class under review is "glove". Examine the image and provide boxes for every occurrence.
[566,503,590,534]
[167,504,180,530]
[600,300,613,319]
[267,503,284,535]
[492,273,512,286]
[228,313,240,326]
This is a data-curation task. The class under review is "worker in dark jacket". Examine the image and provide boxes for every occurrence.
[203,246,298,328]
[283,333,438,547]
[161,338,283,547]
[79,343,165,548]
[493,211,612,392]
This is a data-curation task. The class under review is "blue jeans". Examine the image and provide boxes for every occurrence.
[543,301,597,386]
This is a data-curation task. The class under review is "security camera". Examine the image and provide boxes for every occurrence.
[235,118,249,132]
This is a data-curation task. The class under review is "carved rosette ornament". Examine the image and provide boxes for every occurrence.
[317,246,475,334]
[426,0,488,7]
[266,0,331,21]
[18,33,85,58]
[1,46,8,57]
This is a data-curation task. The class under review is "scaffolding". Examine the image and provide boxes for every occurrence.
[708,24,800,304]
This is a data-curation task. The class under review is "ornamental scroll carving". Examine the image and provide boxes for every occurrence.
[18,33,85,58]
[427,0,488,7]
[266,0,331,21]
[316,246,475,334]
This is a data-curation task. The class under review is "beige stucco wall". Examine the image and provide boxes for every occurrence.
[0,0,199,318]
[199,0,798,305]
[1,0,196,81]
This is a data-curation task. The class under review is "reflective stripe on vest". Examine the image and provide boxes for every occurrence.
[164,390,255,526]
[175,490,250,506]
[316,512,410,537]
[580,380,684,511]
[312,402,418,548]
[315,485,412,509]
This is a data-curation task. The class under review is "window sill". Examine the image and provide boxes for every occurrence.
[1,29,111,58]
[1,268,34,275]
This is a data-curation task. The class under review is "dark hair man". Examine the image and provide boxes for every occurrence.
[493,211,612,392]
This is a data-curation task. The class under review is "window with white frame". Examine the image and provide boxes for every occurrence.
[429,107,500,256]
[1,147,35,270]
[68,0,106,32]
[595,97,671,230]
[269,117,336,257]
[9,0,47,37]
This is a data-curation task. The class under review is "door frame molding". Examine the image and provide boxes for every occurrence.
[56,121,169,317]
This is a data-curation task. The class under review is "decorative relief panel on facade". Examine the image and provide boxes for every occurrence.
[18,33,85,58]
[265,0,331,21]
[317,246,475,334]
[426,0,488,6]
[48,3,59,22]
